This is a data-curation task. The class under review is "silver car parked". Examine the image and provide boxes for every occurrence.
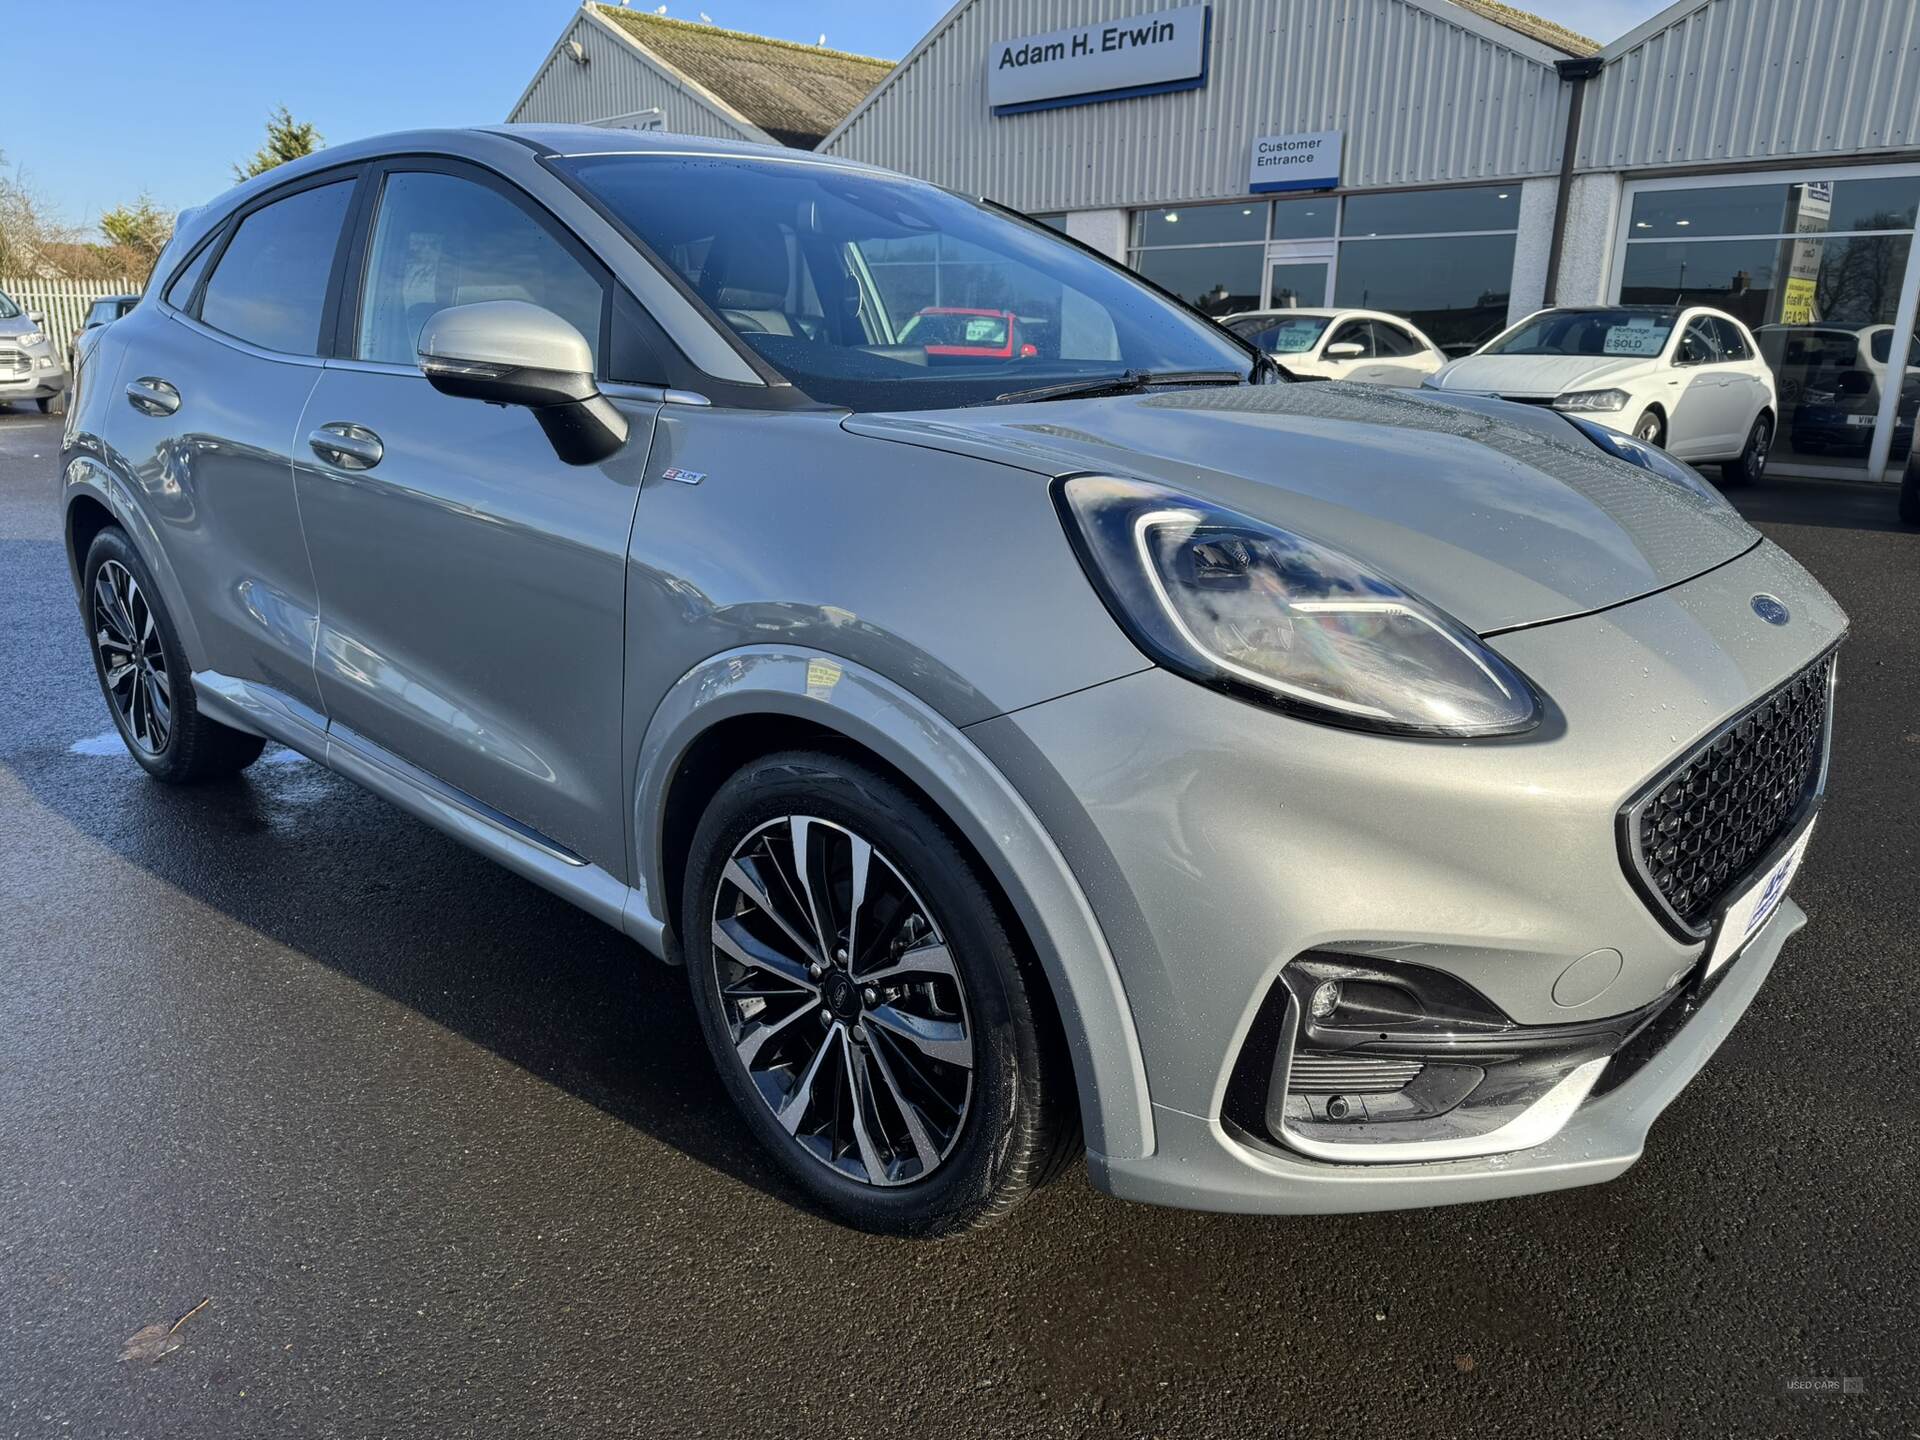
[63,128,1847,1236]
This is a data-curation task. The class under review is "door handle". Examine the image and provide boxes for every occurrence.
[308,422,384,472]
[125,377,181,416]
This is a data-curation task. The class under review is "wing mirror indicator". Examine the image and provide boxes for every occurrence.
[417,300,629,466]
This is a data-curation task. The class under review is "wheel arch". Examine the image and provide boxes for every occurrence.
[630,646,1156,1163]
[61,458,209,667]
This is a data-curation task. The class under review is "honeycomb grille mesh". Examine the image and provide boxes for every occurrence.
[1630,653,1833,928]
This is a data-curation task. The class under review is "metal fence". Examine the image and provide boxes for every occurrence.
[1,276,143,359]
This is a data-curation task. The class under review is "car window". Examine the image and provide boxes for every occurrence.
[1327,321,1375,358]
[0,288,18,320]
[1224,313,1332,355]
[165,240,218,310]
[1372,322,1421,358]
[1487,309,1677,358]
[198,180,354,354]
[1678,317,1725,365]
[1711,317,1751,361]
[551,153,1249,412]
[356,170,606,369]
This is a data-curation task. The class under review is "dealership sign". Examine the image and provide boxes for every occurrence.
[1249,131,1342,193]
[988,5,1210,115]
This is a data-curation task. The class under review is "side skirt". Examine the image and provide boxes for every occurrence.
[192,670,665,956]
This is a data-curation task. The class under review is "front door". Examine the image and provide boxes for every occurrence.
[292,161,660,874]
[1265,242,1334,309]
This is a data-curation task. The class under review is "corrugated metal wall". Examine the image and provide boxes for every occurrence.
[1579,0,1920,171]
[509,12,762,142]
[822,0,1570,210]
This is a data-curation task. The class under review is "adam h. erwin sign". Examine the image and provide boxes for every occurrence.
[988,5,1210,115]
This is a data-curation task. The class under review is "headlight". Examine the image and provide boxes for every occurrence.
[16,329,45,349]
[1562,416,1729,507]
[1054,475,1540,738]
[1551,387,1630,412]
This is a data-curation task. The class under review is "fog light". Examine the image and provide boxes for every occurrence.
[1310,980,1341,1020]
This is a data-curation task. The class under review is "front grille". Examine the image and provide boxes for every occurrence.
[0,348,28,379]
[1625,652,1834,932]
[1287,1054,1424,1095]
[1497,393,1557,406]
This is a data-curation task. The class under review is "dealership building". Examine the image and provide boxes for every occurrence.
[517,0,1920,483]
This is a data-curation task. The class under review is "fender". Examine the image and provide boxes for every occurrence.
[61,450,214,677]
[630,645,1156,1163]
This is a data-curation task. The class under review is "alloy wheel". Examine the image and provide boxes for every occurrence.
[92,559,171,754]
[710,815,974,1187]
[1749,420,1771,474]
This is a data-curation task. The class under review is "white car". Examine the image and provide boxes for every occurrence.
[1425,305,1778,483]
[1220,308,1446,386]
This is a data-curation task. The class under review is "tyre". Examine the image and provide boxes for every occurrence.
[1720,413,1772,487]
[1633,408,1665,446]
[82,526,266,783]
[682,749,1076,1237]
[36,396,53,414]
[1902,460,1920,526]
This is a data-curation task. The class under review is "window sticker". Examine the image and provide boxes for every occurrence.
[1603,318,1666,357]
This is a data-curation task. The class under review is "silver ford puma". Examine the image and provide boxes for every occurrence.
[62,128,1846,1236]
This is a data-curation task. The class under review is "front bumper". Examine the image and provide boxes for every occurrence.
[0,357,67,400]
[967,538,1846,1212]
[1092,899,1803,1213]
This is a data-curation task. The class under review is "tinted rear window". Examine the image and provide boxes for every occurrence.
[199,180,353,354]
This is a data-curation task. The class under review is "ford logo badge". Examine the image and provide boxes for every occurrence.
[1751,594,1790,626]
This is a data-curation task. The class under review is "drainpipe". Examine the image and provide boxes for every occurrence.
[1543,55,1605,307]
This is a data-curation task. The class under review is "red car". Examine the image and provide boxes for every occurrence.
[900,307,1038,359]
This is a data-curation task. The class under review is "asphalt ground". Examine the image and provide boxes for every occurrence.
[3,403,1915,1438]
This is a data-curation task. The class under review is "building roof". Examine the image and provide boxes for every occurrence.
[592,6,894,149]
[1447,0,1601,56]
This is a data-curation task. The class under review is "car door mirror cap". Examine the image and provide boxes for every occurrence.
[1324,341,1365,360]
[417,300,628,465]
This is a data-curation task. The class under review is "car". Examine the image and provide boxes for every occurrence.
[1219,308,1445,386]
[1754,323,1919,460]
[63,127,1847,1236]
[897,306,1039,359]
[1425,305,1778,484]
[66,293,141,376]
[0,284,68,414]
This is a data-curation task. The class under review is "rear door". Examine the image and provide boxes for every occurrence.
[1348,319,1441,387]
[292,158,661,873]
[116,170,359,721]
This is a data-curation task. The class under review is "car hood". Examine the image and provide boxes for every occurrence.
[845,383,1758,634]
[0,316,39,342]
[1429,353,1653,396]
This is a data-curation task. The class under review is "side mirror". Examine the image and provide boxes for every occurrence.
[417,300,628,466]
[27,310,44,326]
[1324,341,1365,360]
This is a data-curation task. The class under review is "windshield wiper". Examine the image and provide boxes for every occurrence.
[986,368,1246,406]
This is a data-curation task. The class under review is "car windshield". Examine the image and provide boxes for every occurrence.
[0,289,20,320]
[1486,308,1678,359]
[551,153,1251,410]
[900,310,1011,347]
[1223,313,1333,354]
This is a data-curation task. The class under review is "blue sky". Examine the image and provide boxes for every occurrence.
[10,0,1667,231]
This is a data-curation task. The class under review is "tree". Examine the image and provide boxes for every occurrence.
[99,193,174,279]
[233,106,323,181]
[0,152,84,276]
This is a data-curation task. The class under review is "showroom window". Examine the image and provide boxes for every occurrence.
[1127,186,1518,350]
[1616,168,1920,477]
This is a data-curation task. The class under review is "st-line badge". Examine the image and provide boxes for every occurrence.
[661,467,706,485]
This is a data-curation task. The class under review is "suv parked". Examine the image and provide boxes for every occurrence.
[67,293,141,376]
[64,128,1845,1235]
[0,284,67,413]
